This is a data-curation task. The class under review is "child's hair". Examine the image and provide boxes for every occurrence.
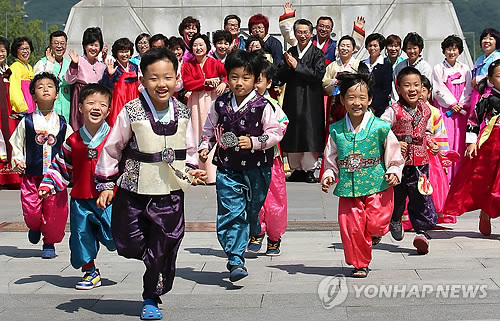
[149,33,168,47]
[396,66,422,87]
[245,35,265,51]
[167,36,185,52]
[225,49,262,80]
[213,30,232,44]
[178,16,201,36]
[29,72,60,96]
[386,34,402,47]
[479,28,500,49]
[336,71,374,98]
[189,33,211,54]
[82,27,103,54]
[478,59,500,93]
[112,38,134,59]
[224,14,241,28]
[441,35,463,54]
[0,36,10,58]
[258,56,276,82]
[49,30,67,43]
[338,35,356,49]
[140,47,178,76]
[248,14,269,34]
[10,36,33,57]
[365,33,386,50]
[134,33,151,52]
[78,83,112,105]
[420,75,432,91]
[403,32,424,51]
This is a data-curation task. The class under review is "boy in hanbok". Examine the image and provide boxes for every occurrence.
[431,35,472,181]
[444,59,500,236]
[10,72,72,258]
[322,72,404,278]
[199,50,283,282]
[95,48,206,320]
[247,58,289,256]
[381,67,440,255]
[39,84,115,290]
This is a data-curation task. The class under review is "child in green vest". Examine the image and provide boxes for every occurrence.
[321,72,404,278]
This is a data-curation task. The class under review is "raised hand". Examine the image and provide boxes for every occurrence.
[101,44,108,61]
[283,2,294,14]
[284,52,297,69]
[355,16,366,30]
[45,47,55,64]
[68,49,79,64]
[106,59,118,76]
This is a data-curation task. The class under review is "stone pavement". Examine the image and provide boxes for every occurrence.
[0,184,499,321]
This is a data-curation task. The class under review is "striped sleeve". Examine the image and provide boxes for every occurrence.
[40,140,73,193]
[430,106,449,152]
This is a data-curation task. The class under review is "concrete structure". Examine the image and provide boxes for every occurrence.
[64,0,472,67]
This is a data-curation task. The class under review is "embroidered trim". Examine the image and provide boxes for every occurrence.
[96,182,115,192]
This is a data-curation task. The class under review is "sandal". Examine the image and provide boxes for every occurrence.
[141,299,163,320]
[351,267,369,278]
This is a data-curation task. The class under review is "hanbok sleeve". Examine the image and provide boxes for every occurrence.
[185,118,199,169]
[294,50,326,84]
[250,102,284,151]
[98,66,121,90]
[384,130,404,182]
[432,64,459,109]
[321,135,339,183]
[461,66,473,109]
[9,63,28,113]
[352,23,365,53]
[39,138,73,193]
[33,59,55,76]
[198,101,218,151]
[380,107,396,126]
[0,131,7,163]
[65,61,79,85]
[9,118,26,167]
[322,63,337,96]
[181,62,205,91]
[279,11,298,47]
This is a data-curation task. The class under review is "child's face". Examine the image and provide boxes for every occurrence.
[340,83,372,119]
[247,41,262,53]
[397,74,422,107]
[33,78,58,105]
[192,38,207,57]
[140,59,178,109]
[17,41,31,64]
[116,49,131,66]
[0,45,7,65]
[254,73,271,95]
[228,67,255,98]
[85,40,101,59]
[444,45,460,64]
[215,40,230,58]
[488,65,500,91]
[420,86,430,102]
[79,92,110,127]
[405,43,421,62]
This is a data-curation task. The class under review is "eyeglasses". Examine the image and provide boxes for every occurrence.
[18,47,30,52]
[226,23,239,29]
[51,41,66,47]
[251,26,265,32]
[138,41,149,47]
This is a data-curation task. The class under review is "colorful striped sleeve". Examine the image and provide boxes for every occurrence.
[430,105,449,152]
[40,140,73,193]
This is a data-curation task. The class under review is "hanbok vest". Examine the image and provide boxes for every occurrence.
[330,113,390,197]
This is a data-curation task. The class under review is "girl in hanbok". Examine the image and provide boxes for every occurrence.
[9,37,36,114]
[99,38,139,127]
[444,59,500,236]
[181,33,227,184]
[65,27,106,131]
[432,35,472,182]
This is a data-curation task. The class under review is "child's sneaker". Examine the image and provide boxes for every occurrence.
[76,269,101,290]
[28,229,41,244]
[413,232,429,255]
[41,244,56,259]
[389,220,404,241]
[247,235,264,253]
[266,238,281,256]
[229,265,248,282]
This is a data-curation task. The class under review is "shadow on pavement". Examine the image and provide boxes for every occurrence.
[183,247,266,260]
[176,267,243,290]
[0,245,41,258]
[427,230,498,239]
[329,242,419,255]
[14,274,117,289]
[56,298,141,316]
[268,264,346,276]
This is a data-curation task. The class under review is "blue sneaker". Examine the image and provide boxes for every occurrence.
[247,235,264,253]
[28,230,41,244]
[266,238,281,256]
[141,298,163,320]
[76,269,101,290]
[41,244,56,259]
[229,265,248,282]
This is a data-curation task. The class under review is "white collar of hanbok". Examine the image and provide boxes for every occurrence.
[297,41,312,60]
[315,36,327,50]
[143,89,175,123]
[345,110,372,133]
[364,55,385,72]
[231,90,256,112]
[33,109,59,134]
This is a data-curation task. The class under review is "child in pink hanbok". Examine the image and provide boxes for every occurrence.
[432,35,472,181]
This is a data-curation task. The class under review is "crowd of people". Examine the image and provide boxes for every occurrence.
[0,3,499,320]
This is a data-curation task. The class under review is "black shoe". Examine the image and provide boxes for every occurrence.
[389,220,404,241]
[305,171,318,183]
[28,229,41,244]
[287,170,306,182]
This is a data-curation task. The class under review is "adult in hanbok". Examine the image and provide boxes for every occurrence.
[469,28,500,111]
[99,38,139,127]
[385,34,405,70]
[65,27,106,131]
[0,37,21,187]
[130,33,150,66]
[209,30,231,63]
[9,37,35,114]
[148,33,168,49]
[277,19,326,183]
[363,33,392,117]
[248,14,283,66]
[181,33,227,184]
[33,31,71,122]
[224,15,246,52]
[431,35,472,181]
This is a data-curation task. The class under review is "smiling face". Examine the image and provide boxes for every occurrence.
[50,36,67,59]
[84,40,101,59]
[405,43,421,63]
[192,38,207,58]
[225,18,240,36]
[316,18,333,41]
[250,23,266,39]
[338,39,354,61]
[367,40,381,60]
[481,34,497,56]
[254,73,271,95]
[386,42,401,59]
[295,24,312,49]
[171,45,184,62]
[116,49,131,65]
[137,36,150,56]
[215,40,230,58]
[140,59,178,110]
[17,41,31,64]
[228,66,255,99]
[0,45,7,65]
[397,73,422,108]
[33,78,58,107]
[183,24,198,44]
[340,83,372,121]
[420,86,430,102]
[79,92,110,127]
[444,44,460,65]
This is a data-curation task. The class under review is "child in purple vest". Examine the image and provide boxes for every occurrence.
[199,50,283,282]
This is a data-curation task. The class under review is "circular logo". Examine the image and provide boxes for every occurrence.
[317,274,348,309]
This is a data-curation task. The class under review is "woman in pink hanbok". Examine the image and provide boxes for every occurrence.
[432,35,472,181]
